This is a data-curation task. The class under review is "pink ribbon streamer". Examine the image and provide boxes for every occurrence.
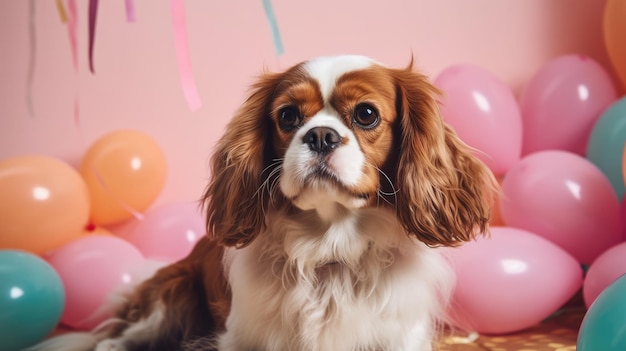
[67,0,81,127]
[67,0,78,70]
[88,0,99,74]
[125,0,136,22]
[26,0,36,116]
[170,0,202,111]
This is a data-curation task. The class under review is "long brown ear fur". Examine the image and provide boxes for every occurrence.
[202,72,284,248]
[390,63,498,247]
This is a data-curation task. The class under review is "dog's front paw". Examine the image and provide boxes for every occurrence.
[95,339,126,351]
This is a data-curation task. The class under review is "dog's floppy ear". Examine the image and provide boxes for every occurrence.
[203,72,283,248]
[390,63,497,247]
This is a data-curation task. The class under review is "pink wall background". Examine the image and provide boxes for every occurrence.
[0,0,616,205]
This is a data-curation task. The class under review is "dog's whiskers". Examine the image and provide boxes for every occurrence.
[373,165,398,208]
[256,159,283,217]
[256,160,283,195]
[266,166,283,205]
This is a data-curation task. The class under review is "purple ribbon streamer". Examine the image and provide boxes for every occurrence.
[125,0,136,22]
[88,0,98,74]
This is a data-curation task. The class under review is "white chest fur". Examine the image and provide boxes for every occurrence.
[217,208,452,351]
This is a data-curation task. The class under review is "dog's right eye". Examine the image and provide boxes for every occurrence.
[278,106,302,131]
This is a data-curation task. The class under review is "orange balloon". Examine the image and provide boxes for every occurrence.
[80,130,167,226]
[0,156,90,254]
[82,224,112,236]
[489,176,506,227]
[604,0,626,90]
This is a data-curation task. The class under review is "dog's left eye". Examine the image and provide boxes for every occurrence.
[353,103,380,129]
[278,106,302,131]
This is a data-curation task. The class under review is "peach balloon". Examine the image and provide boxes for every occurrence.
[0,156,90,254]
[604,0,626,90]
[83,225,112,236]
[80,130,167,226]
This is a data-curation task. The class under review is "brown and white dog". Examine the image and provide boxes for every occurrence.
[32,55,496,351]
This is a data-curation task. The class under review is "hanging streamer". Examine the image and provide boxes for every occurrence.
[170,0,202,111]
[125,0,136,22]
[262,0,284,55]
[67,0,78,70]
[55,0,68,23]
[26,0,36,116]
[88,0,99,74]
[67,0,81,127]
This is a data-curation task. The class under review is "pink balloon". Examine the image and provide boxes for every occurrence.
[520,54,617,156]
[584,242,626,307]
[620,196,626,240]
[47,235,144,330]
[121,202,204,262]
[447,227,582,335]
[500,151,623,264]
[435,64,522,175]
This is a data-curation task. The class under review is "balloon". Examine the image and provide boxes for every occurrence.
[500,151,623,264]
[80,130,167,226]
[577,274,626,351]
[47,235,144,330]
[121,202,204,262]
[583,242,626,307]
[587,97,626,200]
[84,225,113,236]
[0,250,65,351]
[42,226,113,259]
[519,54,617,156]
[434,64,522,176]
[0,156,90,254]
[447,227,582,335]
[603,0,626,90]
[620,197,626,239]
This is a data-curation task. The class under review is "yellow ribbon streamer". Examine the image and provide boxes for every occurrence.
[55,0,67,23]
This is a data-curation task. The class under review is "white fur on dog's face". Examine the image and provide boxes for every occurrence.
[280,111,369,213]
[276,56,393,217]
[303,55,375,101]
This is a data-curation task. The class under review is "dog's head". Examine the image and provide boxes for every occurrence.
[203,55,496,248]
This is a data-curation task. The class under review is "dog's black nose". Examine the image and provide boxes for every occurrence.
[303,127,342,154]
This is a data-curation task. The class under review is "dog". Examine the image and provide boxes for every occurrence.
[31,55,496,351]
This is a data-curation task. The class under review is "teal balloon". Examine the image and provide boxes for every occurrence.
[587,97,626,200]
[0,250,65,351]
[577,274,626,351]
